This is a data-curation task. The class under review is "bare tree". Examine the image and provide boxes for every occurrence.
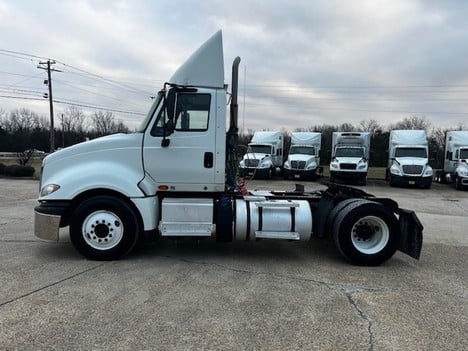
[61,106,86,134]
[3,108,41,133]
[390,115,431,132]
[359,119,382,135]
[90,111,129,136]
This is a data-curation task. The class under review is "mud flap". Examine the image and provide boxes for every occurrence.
[398,208,423,259]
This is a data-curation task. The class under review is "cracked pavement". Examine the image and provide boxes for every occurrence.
[0,178,467,350]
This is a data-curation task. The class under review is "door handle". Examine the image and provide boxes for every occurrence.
[204,152,213,168]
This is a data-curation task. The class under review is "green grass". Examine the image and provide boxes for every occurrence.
[322,166,386,179]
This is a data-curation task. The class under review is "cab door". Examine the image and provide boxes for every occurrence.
[142,90,219,192]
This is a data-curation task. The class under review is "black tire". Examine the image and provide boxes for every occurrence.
[455,177,463,190]
[389,175,396,187]
[325,198,368,235]
[330,174,335,183]
[69,196,140,260]
[332,200,399,266]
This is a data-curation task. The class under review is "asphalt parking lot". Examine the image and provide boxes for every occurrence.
[0,177,467,350]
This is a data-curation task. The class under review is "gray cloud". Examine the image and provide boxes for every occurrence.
[1,0,467,131]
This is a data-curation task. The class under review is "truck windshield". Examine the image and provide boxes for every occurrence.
[395,147,427,158]
[248,145,273,154]
[460,149,468,159]
[290,146,315,155]
[137,92,163,132]
[335,147,364,158]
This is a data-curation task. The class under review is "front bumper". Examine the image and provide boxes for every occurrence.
[284,168,316,179]
[34,201,70,241]
[330,170,367,180]
[391,175,432,187]
[239,167,270,178]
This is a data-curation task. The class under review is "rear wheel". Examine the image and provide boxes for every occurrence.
[332,200,399,266]
[70,196,140,260]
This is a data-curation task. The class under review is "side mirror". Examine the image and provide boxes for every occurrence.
[161,138,170,147]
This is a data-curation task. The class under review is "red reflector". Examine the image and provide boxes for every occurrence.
[158,185,169,191]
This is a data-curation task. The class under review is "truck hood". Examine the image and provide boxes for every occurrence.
[334,157,363,164]
[395,157,427,166]
[243,153,269,161]
[288,154,316,162]
[44,133,143,165]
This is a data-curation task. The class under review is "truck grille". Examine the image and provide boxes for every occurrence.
[291,161,306,169]
[340,163,357,170]
[245,159,259,167]
[402,165,423,175]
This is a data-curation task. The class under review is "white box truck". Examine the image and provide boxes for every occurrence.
[329,132,370,185]
[283,132,322,180]
[34,31,422,266]
[239,131,283,179]
[434,131,468,190]
[387,130,433,188]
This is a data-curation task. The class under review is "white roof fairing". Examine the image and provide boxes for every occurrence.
[169,30,224,88]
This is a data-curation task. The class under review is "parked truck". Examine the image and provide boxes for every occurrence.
[283,132,322,180]
[434,131,468,190]
[34,31,422,266]
[387,130,432,188]
[329,132,370,185]
[239,131,283,179]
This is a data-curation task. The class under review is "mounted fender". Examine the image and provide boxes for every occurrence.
[39,159,146,201]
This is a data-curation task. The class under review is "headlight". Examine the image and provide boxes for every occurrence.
[259,159,270,168]
[306,162,317,170]
[357,163,367,170]
[390,164,402,176]
[40,184,60,197]
[458,168,468,176]
[423,166,433,177]
[330,162,339,169]
[284,161,290,169]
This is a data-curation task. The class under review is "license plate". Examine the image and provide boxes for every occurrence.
[294,174,300,179]
[409,181,415,185]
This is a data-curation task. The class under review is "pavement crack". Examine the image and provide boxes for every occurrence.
[344,290,374,351]
[0,263,106,308]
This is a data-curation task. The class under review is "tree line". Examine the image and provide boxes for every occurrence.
[1,106,466,169]
[0,106,129,152]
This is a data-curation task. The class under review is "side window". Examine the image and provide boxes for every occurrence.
[455,150,459,159]
[174,93,210,131]
[150,108,165,137]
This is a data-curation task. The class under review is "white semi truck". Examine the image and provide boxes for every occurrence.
[283,132,322,180]
[34,31,422,266]
[239,131,284,179]
[387,130,433,188]
[329,132,370,185]
[434,131,468,190]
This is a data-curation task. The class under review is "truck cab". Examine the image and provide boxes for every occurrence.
[239,131,283,179]
[283,132,321,180]
[387,130,432,189]
[34,31,423,266]
[329,132,370,185]
[435,131,468,190]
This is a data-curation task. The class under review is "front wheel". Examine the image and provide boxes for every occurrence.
[70,196,140,260]
[332,200,399,266]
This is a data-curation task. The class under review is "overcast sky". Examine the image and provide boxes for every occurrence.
[1,0,467,132]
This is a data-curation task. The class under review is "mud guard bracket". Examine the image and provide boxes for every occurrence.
[398,208,423,259]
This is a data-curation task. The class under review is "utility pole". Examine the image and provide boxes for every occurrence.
[38,60,61,152]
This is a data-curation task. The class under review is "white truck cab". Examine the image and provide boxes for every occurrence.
[283,132,321,180]
[329,132,370,185]
[387,130,432,189]
[239,131,283,179]
[34,31,423,266]
[434,131,468,190]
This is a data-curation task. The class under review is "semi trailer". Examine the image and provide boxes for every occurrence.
[434,131,468,190]
[34,31,422,266]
